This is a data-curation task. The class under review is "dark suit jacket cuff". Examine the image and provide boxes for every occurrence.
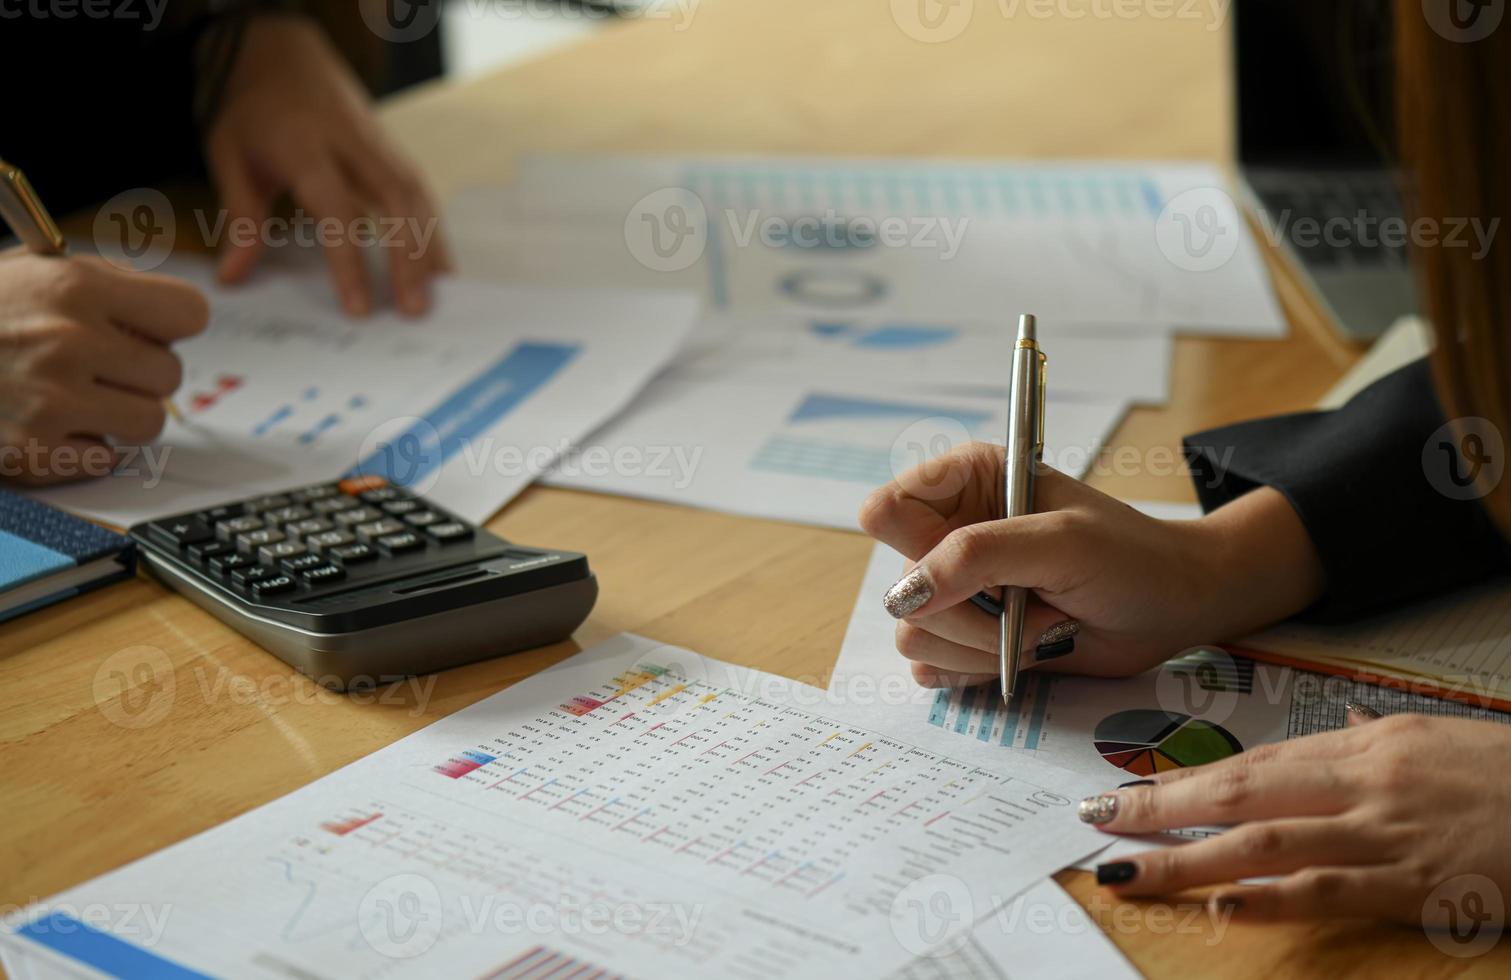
[1183,359,1509,623]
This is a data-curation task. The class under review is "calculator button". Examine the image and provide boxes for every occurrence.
[188,540,231,564]
[285,517,335,539]
[201,503,245,523]
[361,487,404,504]
[301,564,345,585]
[244,494,291,512]
[333,506,384,527]
[236,528,285,554]
[404,510,441,527]
[250,574,296,597]
[263,505,313,524]
[210,553,252,577]
[378,531,425,555]
[311,495,360,514]
[338,475,388,496]
[280,553,326,574]
[306,529,356,553]
[355,519,407,543]
[426,522,474,543]
[231,564,273,587]
[291,485,339,502]
[259,540,306,565]
[149,517,213,549]
[217,515,264,541]
[380,499,419,515]
[329,543,377,565]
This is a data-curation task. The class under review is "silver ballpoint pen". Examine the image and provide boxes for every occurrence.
[1000,314,1047,702]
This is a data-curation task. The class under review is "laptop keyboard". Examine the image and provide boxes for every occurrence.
[1250,174,1409,269]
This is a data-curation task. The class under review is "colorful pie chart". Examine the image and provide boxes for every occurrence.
[1092,709,1242,776]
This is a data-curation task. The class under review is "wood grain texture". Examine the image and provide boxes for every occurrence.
[4,0,1506,975]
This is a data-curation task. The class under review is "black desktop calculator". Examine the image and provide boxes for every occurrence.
[129,476,597,689]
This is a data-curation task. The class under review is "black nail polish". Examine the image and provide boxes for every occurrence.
[1213,895,1245,914]
[1096,861,1138,885]
[1035,638,1075,661]
[1117,779,1156,789]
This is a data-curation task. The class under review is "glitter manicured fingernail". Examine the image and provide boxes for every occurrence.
[1037,620,1080,645]
[1078,793,1119,825]
[882,568,933,619]
[1344,701,1382,720]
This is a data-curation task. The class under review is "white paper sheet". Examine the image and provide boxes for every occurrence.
[450,155,1285,337]
[834,536,1511,790]
[33,259,698,527]
[543,375,1130,530]
[0,634,1111,980]
[678,313,1173,405]
[889,879,1140,980]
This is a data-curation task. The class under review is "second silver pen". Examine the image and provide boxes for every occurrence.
[1000,314,1047,702]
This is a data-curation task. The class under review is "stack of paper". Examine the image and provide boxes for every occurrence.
[445,154,1286,530]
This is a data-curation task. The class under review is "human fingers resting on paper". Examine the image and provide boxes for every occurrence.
[206,15,451,318]
[0,250,209,485]
[857,441,1327,685]
[1077,713,1511,925]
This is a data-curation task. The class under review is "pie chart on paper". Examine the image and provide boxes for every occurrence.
[1092,709,1243,776]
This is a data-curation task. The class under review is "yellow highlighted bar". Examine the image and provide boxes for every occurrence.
[847,742,873,758]
[700,693,718,704]
[822,733,841,745]
[612,671,657,698]
[649,684,687,706]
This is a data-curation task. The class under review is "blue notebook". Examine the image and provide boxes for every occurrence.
[0,489,136,622]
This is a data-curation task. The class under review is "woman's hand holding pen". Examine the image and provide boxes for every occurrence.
[0,249,208,484]
[859,441,1327,685]
[206,15,451,318]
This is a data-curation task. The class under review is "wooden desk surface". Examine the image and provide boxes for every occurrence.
[3,1,1505,976]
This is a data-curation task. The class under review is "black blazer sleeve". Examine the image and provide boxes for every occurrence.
[1183,358,1510,623]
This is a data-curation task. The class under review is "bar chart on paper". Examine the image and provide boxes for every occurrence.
[33,260,699,526]
[545,376,1129,530]
[1,635,1104,980]
[749,392,994,487]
